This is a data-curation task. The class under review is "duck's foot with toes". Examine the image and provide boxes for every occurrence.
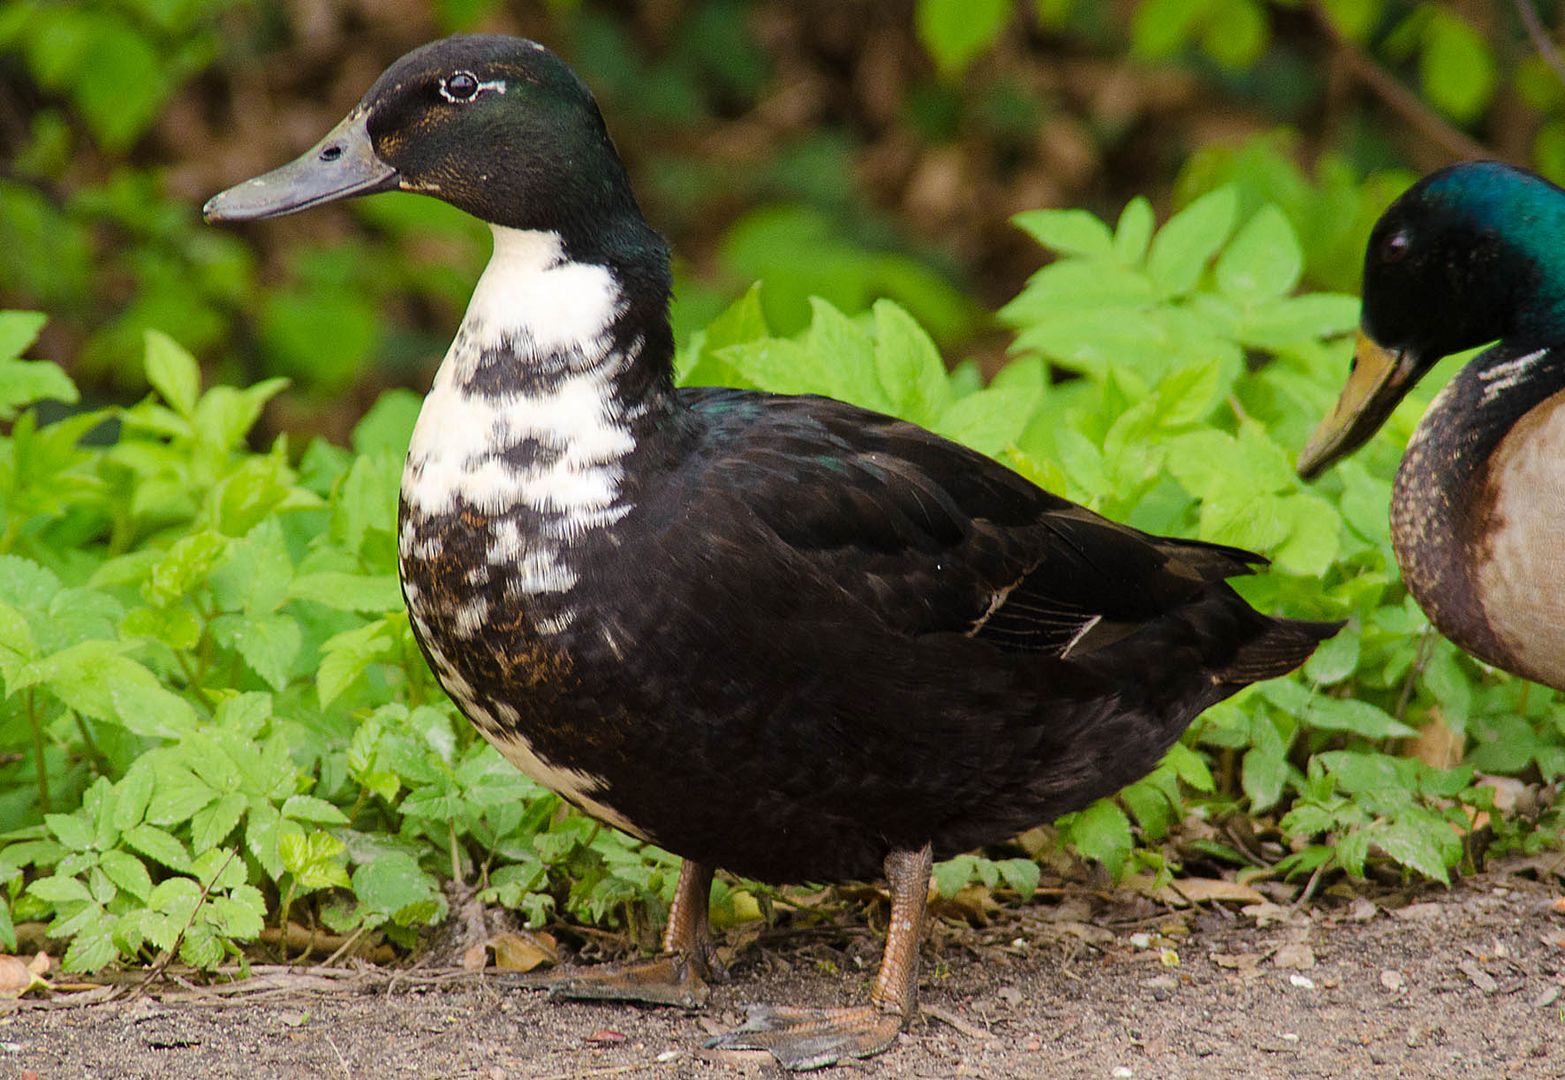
[706,845,931,1071]
[528,861,724,1009]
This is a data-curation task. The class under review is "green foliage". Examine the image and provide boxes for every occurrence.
[0,317,682,969]
[680,189,1565,894]
[4,178,1564,972]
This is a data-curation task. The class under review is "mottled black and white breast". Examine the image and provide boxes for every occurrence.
[397,224,650,835]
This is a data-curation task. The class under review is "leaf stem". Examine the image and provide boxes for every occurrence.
[26,688,48,814]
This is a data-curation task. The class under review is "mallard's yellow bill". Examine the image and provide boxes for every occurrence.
[1297,331,1414,480]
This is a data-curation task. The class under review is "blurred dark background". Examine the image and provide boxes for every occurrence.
[0,0,1555,440]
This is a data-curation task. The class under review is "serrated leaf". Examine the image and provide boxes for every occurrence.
[98,850,152,901]
[190,793,248,852]
[995,857,1041,898]
[281,795,349,825]
[124,824,191,872]
[211,613,301,692]
[1372,820,1451,884]
[352,852,439,915]
[62,919,117,973]
[1067,800,1133,880]
[27,874,92,905]
[109,680,199,740]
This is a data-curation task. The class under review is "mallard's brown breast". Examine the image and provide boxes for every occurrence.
[1469,387,1565,688]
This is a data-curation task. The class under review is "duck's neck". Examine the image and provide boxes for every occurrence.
[1391,338,1565,662]
[402,224,679,528]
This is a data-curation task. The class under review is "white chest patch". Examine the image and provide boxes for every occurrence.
[402,227,639,604]
[1476,387,1565,688]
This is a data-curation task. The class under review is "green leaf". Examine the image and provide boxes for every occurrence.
[351,389,422,458]
[190,793,248,852]
[1372,820,1451,884]
[916,0,1011,77]
[1012,208,1114,258]
[931,854,976,899]
[1114,197,1155,265]
[1216,206,1302,302]
[279,830,350,891]
[45,812,94,852]
[28,874,92,905]
[0,311,48,362]
[1242,747,1287,812]
[318,618,398,707]
[63,918,117,973]
[109,680,199,740]
[124,824,192,872]
[1302,697,1415,740]
[873,300,951,424]
[211,613,302,692]
[143,330,201,418]
[1147,187,1238,296]
[1066,800,1133,880]
[98,850,152,902]
[288,573,404,613]
[1163,743,1214,793]
[281,795,349,826]
[995,857,1041,898]
[0,356,79,419]
[352,852,441,916]
[1421,12,1494,122]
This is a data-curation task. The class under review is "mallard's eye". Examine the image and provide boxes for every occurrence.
[441,71,481,102]
[1381,228,1412,263]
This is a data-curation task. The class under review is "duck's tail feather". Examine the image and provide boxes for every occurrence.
[1220,616,1344,685]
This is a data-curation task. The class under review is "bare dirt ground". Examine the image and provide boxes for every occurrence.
[6,859,1565,1079]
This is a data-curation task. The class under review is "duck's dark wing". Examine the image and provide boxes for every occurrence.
[673,388,1263,658]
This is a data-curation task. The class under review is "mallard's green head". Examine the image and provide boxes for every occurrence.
[205,35,643,256]
[1299,161,1565,478]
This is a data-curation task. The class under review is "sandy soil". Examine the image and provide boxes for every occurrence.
[5,860,1565,1079]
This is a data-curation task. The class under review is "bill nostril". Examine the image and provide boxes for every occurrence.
[320,145,344,163]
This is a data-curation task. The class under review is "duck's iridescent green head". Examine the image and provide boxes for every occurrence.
[1298,161,1565,478]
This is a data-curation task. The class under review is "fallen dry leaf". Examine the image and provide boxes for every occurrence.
[490,931,558,973]
[585,1028,626,1044]
[1210,951,1265,978]
[0,952,49,999]
[1168,878,1266,906]
[1272,942,1316,970]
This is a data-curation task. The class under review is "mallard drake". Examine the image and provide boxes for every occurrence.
[1298,161,1565,691]
[208,34,1337,1071]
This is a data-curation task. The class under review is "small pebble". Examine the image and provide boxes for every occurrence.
[655,1050,681,1063]
[1129,933,1151,949]
[1112,1068,1134,1079]
[1380,969,1406,992]
[1289,974,1315,989]
[1282,1032,1299,1043]
[1532,986,1560,1009]
[1024,1040,1042,1052]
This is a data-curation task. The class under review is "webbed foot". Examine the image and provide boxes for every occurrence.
[705,1004,903,1070]
[522,859,722,1009]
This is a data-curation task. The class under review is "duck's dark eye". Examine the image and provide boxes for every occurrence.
[442,71,480,102]
[1381,229,1412,263]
